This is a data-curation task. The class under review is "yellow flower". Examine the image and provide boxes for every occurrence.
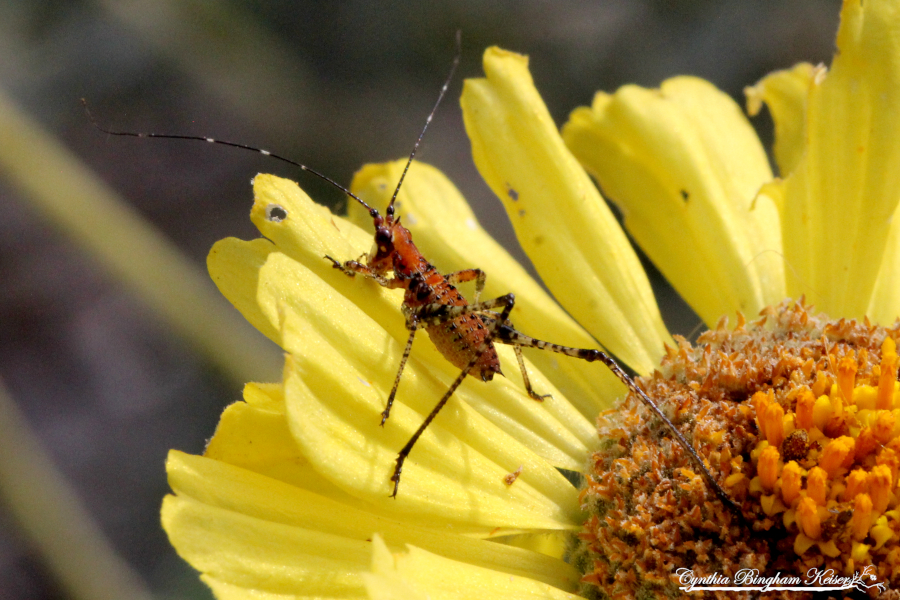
[163,0,900,597]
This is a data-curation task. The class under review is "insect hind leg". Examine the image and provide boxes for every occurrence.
[492,323,743,516]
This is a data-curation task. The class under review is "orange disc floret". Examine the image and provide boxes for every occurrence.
[807,466,828,506]
[818,436,855,477]
[856,426,879,461]
[795,388,816,431]
[870,464,893,515]
[843,468,869,502]
[798,496,822,539]
[758,445,781,491]
[837,353,858,407]
[762,402,785,449]
[781,461,803,506]
[874,410,897,445]
[851,494,874,541]
[580,300,900,598]
[878,447,900,487]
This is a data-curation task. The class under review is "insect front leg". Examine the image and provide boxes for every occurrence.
[390,294,515,498]
[381,317,418,426]
[324,255,401,289]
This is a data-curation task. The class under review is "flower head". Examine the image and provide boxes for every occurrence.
[164,0,900,598]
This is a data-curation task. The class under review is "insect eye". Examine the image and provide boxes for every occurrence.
[375,228,392,247]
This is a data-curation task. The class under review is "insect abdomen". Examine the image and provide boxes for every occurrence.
[409,268,501,381]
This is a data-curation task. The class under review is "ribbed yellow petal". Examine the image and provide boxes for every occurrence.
[363,535,582,600]
[248,174,403,336]
[780,0,900,317]
[278,292,582,532]
[461,47,670,374]
[208,175,597,470]
[162,494,371,596]
[208,237,279,343]
[349,160,625,419]
[204,575,352,599]
[745,62,820,177]
[263,249,591,472]
[869,213,900,324]
[562,76,783,326]
[201,385,581,586]
[166,452,580,590]
[204,386,384,510]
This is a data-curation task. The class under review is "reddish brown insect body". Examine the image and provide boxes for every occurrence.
[367,212,501,381]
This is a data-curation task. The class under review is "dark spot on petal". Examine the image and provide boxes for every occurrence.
[506,183,519,201]
[266,204,288,222]
[680,189,689,202]
[518,209,526,217]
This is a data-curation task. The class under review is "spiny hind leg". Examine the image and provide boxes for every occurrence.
[493,325,607,364]
[492,323,743,515]
[493,324,605,401]
[391,294,515,498]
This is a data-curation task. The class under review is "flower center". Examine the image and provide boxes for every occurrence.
[576,299,900,597]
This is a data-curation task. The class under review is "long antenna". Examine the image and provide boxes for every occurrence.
[386,30,462,218]
[81,99,379,217]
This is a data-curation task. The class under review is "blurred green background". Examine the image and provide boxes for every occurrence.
[0,1,840,599]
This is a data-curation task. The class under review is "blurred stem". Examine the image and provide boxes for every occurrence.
[0,378,156,600]
[0,87,282,383]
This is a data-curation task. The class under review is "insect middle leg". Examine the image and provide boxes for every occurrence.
[390,293,516,498]
[378,269,487,424]
[381,291,514,426]
[512,344,552,402]
[445,268,485,302]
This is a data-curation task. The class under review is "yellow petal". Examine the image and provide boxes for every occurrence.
[210,176,599,465]
[203,575,347,600]
[868,206,900,324]
[167,451,580,591]
[745,62,820,177]
[781,0,900,316]
[249,174,405,338]
[363,535,582,600]
[208,237,279,344]
[255,249,594,472]
[201,384,581,588]
[162,494,370,596]
[562,76,783,326]
[279,296,583,533]
[204,386,390,512]
[462,47,671,374]
[349,160,625,419]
